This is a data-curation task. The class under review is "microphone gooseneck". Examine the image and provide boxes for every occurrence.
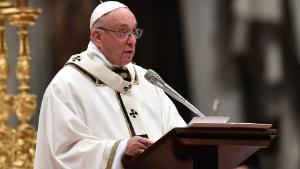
[144,69,205,117]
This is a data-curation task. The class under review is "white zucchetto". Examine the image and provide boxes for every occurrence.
[90,1,128,29]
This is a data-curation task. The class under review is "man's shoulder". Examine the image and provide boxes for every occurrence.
[53,65,80,81]
[47,66,84,89]
[43,66,87,99]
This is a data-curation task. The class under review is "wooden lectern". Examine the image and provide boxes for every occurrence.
[124,123,277,169]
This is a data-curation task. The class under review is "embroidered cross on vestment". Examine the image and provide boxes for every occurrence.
[72,55,81,62]
[129,109,138,118]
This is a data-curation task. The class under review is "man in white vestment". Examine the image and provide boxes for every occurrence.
[34,1,186,169]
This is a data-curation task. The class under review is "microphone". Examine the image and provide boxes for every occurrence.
[144,69,205,117]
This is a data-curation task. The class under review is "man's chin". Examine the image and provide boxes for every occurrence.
[122,60,132,66]
[117,59,132,67]
[117,54,134,66]
[124,56,134,64]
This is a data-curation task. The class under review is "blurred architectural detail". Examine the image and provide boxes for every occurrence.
[182,0,300,168]
[231,0,283,86]
[50,0,97,74]
[0,0,41,168]
[225,0,299,168]
[0,1,16,168]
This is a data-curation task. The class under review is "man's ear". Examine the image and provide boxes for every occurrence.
[91,29,102,46]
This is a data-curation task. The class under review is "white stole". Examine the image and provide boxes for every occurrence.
[66,52,147,136]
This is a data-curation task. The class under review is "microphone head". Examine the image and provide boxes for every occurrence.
[144,69,164,86]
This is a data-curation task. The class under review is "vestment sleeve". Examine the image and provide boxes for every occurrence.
[34,83,127,169]
[158,89,187,133]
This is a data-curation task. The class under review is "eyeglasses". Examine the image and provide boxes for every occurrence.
[97,27,143,40]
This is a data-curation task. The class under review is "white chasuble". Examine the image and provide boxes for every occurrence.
[34,44,186,169]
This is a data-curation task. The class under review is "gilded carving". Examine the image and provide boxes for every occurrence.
[0,0,42,168]
[14,93,36,123]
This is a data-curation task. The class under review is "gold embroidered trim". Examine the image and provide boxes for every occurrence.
[65,63,139,86]
[115,92,135,137]
[133,65,139,85]
[105,140,122,169]
[65,63,106,86]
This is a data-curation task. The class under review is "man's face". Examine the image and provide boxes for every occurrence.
[96,8,137,67]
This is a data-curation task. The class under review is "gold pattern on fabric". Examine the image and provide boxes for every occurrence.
[105,140,122,169]
[65,63,139,86]
[132,65,139,85]
[115,92,135,137]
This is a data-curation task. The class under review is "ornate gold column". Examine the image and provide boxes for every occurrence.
[2,0,41,168]
[0,1,15,168]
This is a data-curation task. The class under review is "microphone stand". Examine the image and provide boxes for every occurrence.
[161,83,205,117]
[145,69,205,117]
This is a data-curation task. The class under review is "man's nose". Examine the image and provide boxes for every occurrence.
[126,33,137,46]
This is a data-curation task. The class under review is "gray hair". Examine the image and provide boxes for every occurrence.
[90,15,107,42]
[91,14,107,30]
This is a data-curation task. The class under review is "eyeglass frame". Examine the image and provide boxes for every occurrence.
[96,27,143,40]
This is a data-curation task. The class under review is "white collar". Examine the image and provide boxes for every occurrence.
[87,41,115,67]
[86,41,135,82]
